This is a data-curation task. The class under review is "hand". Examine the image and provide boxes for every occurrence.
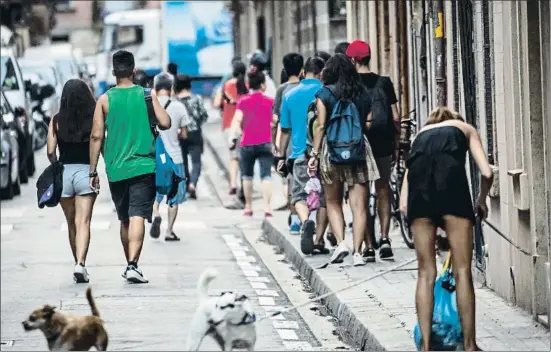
[229,138,237,151]
[475,198,488,219]
[308,157,318,171]
[272,144,280,155]
[275,158,287,177]
[90,175,100,194]
[150,88,157,98]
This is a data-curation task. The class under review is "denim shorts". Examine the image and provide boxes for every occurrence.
[239,143,273,181]
[62,163,94,198]
[155,163,187,205]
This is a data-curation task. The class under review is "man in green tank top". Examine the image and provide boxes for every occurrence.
[89,50,171,284]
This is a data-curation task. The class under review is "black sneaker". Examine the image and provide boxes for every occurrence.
[362,248,376,263]
[379,237,394,260]
[326,232,337,247]
[150,216,161,238]
[300,220,315,255]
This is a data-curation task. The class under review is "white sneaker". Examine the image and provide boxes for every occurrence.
[330,242,350,264]
[353,253,366,266]
[126,265,149,284]
[73,264,89,283]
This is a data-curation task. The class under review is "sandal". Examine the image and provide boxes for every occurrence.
[264,212,273,218]
[243,209,253,217]
[165,232,181,241]
[312,243,330,255]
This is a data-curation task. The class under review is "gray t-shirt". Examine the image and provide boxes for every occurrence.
[157,95,190,164]
[273,81,300,157]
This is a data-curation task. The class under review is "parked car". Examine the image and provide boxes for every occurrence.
[1,90,21,199]
[1,46,36,178]
[24,44,80,85]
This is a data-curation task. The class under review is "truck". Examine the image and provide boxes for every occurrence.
[94,1,233,97]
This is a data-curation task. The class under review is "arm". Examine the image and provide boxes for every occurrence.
[277,95,292,158]
[213,85,224,109]
[467,124,494,201]
[150,90,171,130]
[46,117,57,164]
[179,103,190,139]
[311,98,327,155]
[229,109,244,144]
[89,95,106,175]
[400,169,409,215]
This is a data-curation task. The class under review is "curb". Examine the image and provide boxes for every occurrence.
[261,219,386,351]
[204,132,230,181]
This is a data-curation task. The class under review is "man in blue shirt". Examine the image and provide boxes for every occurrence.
[277,57,329,256]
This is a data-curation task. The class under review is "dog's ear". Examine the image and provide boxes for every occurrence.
[42,305,56,318]
[220,291,233,296]
[236,294,248,302]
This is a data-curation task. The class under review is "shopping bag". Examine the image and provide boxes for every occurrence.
[304,169,322,211]
[413,253,463,350]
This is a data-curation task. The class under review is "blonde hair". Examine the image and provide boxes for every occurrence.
[426,107,464,125]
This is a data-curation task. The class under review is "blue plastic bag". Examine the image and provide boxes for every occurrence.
[413,254,463,350]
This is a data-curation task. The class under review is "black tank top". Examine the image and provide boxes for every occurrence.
[54,115,90,165]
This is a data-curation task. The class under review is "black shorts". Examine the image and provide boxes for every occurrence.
[108,173,156,223]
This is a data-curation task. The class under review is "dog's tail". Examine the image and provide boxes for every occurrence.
[197,268,218,300]
[86,288,100,317]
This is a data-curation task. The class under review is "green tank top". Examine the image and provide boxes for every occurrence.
[104,85,155,182]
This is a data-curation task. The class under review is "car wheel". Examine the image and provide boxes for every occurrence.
[27,151,35,176]
[1,159,14,200]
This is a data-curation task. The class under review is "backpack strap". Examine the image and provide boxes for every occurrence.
[164,99,171,110]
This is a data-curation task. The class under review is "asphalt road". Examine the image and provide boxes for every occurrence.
[0,121,350,351]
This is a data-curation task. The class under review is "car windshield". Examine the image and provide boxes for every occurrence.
[21,66,58,86]
[56,59,77,81]
[1,56,20,91]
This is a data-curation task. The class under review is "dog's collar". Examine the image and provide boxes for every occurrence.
[207,312,256,327]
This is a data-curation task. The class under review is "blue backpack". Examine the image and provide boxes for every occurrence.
[325,96,365,165]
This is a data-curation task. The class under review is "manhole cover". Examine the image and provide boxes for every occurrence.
[1,340,14,346]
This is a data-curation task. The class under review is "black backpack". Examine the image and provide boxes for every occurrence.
[36,161,64,209]
[366,77,395,157]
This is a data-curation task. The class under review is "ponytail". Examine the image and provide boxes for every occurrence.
[236,73,248,96]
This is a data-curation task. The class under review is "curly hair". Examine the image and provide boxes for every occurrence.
[321,53,364,101]
[55,79,95,143]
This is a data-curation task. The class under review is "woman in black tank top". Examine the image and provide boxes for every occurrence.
[46,79,96,284]
[400,107,493,351]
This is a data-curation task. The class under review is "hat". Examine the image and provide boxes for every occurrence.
[345,40,371,60]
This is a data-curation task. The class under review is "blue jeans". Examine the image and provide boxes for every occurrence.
[181,139,203,187]
[155,163,187,205]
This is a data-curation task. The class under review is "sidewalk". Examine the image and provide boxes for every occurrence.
[203,125,551,351]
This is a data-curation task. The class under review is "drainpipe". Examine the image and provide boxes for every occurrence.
[398,0,409,118]
[433,0,447,106]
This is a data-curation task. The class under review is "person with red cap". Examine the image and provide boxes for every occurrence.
[346,39,400,262]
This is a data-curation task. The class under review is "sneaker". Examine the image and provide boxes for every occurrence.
[330,241,350,264]
[362,248,376,263]
[126,265,149,284]
[189,187,197,200]
[379,238,394,260]
[121,267,128,279]
[353,253,366,266]
[150,216,162,239]
[300,220,315,255]
[289,222,300,235]
[73,264,89,283]
[326,232,337,247]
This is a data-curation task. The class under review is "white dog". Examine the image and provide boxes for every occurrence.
[186,269,257,351]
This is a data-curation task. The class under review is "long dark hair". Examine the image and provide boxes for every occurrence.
[55,79,95,143]
[321,53,364,101]
[232,61,248,95]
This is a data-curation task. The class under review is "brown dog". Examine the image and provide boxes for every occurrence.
[22,288,108,351]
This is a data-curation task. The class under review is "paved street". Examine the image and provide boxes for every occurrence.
[0,117,349,350]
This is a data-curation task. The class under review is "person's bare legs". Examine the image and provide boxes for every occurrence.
[443,215,477,351]
[127,216,145,263]
[347,183,369,254]
[120,221,130,262]
[166,205,178,236]
[375,178,391,238]
[261,179,272,214]
[152,200,161,219]
[74,194,97,265]
[243,179,254,211]
[314,207,329,245]
[60,197,77,263]
[411,218,437,351]
[323,182,345,243]
[229,158,239,190]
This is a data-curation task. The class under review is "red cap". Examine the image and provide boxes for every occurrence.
[345,40,371,60]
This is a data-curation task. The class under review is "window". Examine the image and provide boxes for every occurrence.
[21,66,58,87]
[55,0,75,12]
[114,25,144,49]
[1,56,20,91]
[328,0,347,19]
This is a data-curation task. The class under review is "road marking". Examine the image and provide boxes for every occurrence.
[1,207,27,218]
[247,276,270,283]
[231,250,247,257]
[277,329,299,340]
[256,289,279,297]
[262,305,285,312]
[249,282,268,289]
[171,221,207,230]
[1,224,14,234]
[242,270,259,277]
[238,263,261,271]
[258,297,276,306]
[273,320,299,329]
[283,341,314,350]
[269,313,285,320]
[60,221,111,231]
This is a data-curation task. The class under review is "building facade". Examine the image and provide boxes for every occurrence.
[233,0,551,326]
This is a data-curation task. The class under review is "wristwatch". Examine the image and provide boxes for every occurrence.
[310,150,319,158]
[89,171,98,177]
